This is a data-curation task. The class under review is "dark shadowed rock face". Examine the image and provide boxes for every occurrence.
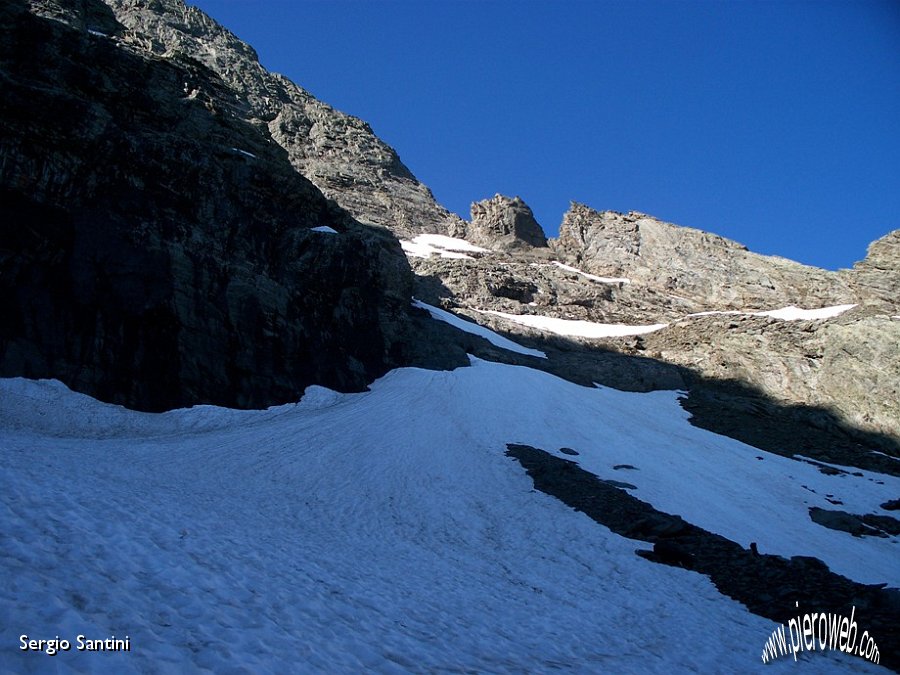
[0,0,413,411]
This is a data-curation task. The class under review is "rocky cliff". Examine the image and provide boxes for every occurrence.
[64,0,465,239]
[0,0,414,411]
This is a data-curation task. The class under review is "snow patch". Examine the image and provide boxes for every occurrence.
[687,310,745,318]
[869,450,900,462]
[687,305,857,321]
[311,225,338,234]
[231,147,257,159]
[551,261,631,284]
[400,234,488,259]
[754,304,857,320]
[412,300,546,358]
[483,310,668,338]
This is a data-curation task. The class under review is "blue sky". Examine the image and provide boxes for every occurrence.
[190,0,899,270]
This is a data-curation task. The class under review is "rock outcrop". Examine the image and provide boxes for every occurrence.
[408,195,899,443]
[0,0,413,411]
[844,230,900,311]
[552,204,856,313]
[466,194,549,251]
[64,0,465,239]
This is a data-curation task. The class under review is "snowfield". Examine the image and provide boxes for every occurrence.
[481,310,669,338]
[754,304,857,320]
[1,360,894,673]
[456,303,857,343]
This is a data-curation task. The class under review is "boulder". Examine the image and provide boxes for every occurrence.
[467,194,549,251]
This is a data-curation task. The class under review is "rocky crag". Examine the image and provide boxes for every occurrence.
[0,0,417,411]
[407,197,899,447]
[74,0,463,239]
[552,205,854,313]
[466,194,549,252]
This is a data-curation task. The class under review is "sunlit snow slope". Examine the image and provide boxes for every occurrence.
[1,360,894,673]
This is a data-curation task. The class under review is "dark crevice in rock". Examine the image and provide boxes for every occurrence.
[505,443,900,673]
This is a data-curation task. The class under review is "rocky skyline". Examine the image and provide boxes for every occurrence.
[189,0,900,271]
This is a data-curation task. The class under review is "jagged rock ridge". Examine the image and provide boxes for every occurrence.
[76,0,466,239]
[552,204,857,313]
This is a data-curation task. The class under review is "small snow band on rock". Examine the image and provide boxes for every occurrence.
[412,299,546,358]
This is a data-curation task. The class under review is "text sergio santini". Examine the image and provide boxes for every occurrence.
[20,634,131,655]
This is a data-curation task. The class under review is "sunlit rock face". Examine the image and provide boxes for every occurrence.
[551,203,857,313]
[407,195,899,441]
[844,230,900,311]
[466,194,549,251]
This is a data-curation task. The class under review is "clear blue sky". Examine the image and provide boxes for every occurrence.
[190,0,899,270]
